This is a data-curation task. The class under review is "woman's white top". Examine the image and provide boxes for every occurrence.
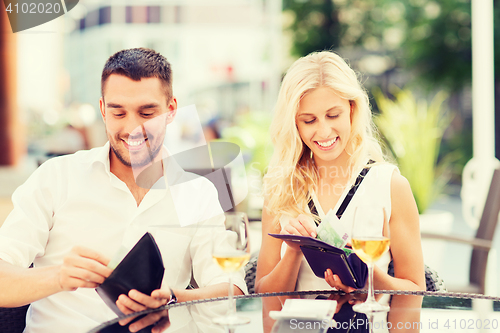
[279,163,397,292]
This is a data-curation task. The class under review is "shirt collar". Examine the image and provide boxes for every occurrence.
[88,141,112,174]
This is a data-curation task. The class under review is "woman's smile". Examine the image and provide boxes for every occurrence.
[314,137,338,150]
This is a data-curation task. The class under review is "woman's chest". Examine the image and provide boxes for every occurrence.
[315,181,349,215]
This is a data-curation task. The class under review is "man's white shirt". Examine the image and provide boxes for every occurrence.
[0,142,247,333]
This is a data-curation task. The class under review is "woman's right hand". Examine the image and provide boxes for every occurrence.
[280,214,317,252]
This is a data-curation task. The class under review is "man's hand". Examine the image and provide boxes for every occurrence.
[57,246,112,291]
[116,289,171,333]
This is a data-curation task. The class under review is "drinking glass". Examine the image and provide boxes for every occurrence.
[351,205,390,313]
[212,212,251,326]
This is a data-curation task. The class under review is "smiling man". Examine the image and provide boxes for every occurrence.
[0,48,246,333]
[99,50,177,207]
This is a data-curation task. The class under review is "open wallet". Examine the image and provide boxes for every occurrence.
[269,233,368,289]
[96,232,165,317]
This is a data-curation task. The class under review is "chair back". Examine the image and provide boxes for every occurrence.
[470,167,500,293]
[0,305,29,333]
[185,168,235,212]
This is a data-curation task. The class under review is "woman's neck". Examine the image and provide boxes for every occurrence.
[313,150,351,181]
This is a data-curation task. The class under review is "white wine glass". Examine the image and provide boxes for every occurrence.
[212,212,251,327]
[351,205,390,314]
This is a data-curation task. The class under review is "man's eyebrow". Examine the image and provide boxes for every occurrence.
[139,103,161,110]
[105,103,161,110]
[106,103,123,109]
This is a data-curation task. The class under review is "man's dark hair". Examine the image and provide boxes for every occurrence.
[101,47,172,99]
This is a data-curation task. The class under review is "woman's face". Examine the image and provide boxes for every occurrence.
[296,86,352,167]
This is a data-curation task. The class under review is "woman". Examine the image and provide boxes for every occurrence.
[255,51,425,328]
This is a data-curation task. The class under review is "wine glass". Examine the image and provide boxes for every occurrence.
[212,212,251,327]
[351,205,390,314]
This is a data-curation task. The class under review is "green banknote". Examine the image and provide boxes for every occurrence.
[316,213,348,249]
[342,248,353,256]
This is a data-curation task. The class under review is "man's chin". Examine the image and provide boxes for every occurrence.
[110,141,163,168]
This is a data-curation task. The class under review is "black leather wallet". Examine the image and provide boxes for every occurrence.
[96,232,165,316]
[269,233,367,289]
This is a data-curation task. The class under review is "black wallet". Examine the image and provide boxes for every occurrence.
[96,232,165,316]
[269,233,367,289]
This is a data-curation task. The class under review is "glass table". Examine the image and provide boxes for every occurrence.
[88,290,500,333]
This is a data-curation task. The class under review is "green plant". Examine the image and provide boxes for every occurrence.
[374,87,454,214]
[220,111,273,175]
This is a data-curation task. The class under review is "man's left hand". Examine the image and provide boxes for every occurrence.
[116,289,172,333]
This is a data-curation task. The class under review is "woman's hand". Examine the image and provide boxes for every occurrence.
[324,269,355,293]
[280,214,317,252]
[116,288,171,333]
[327,292,366,313]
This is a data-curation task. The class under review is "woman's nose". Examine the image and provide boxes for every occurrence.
[317,120,331,138]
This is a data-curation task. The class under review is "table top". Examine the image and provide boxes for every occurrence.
[88,290,500,333]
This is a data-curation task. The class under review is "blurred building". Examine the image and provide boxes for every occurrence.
[64,0,282,124]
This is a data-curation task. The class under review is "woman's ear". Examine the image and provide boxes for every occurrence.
[349,101,355,124]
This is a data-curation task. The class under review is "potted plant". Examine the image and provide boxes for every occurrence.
[374,87,455,269]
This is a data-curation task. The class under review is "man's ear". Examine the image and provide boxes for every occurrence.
[99,97,106,122]
[166,96,178,124]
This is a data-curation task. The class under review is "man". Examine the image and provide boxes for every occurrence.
[0,48,246,333]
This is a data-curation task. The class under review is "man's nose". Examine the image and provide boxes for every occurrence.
[124,117,146,138]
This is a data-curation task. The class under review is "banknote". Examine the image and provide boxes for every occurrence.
[342,248,353,256]
[316,213,348,249]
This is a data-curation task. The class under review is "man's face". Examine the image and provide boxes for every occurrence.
[99,74,177,169]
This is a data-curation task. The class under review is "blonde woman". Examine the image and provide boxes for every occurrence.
[255,51,425,328]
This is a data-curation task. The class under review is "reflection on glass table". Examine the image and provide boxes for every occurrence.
[88,290,500,333]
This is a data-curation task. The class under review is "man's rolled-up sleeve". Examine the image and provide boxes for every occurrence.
[189,183,248,295]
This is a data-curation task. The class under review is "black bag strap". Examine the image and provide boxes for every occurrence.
[308,161,373,223]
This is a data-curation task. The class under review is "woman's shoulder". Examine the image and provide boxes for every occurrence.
[364,161,398,184]
[368,162,413,195]
[369,161,398,172]
[389,169,412,197]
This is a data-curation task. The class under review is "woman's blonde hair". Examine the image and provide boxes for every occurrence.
[263,51,385,222]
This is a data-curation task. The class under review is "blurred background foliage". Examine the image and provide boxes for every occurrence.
[284,0,472,92]
[220,111,273,175]
[374,87,458,213]
[282,0,487,188]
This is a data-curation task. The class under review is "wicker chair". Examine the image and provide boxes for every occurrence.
[0,304,29,333]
